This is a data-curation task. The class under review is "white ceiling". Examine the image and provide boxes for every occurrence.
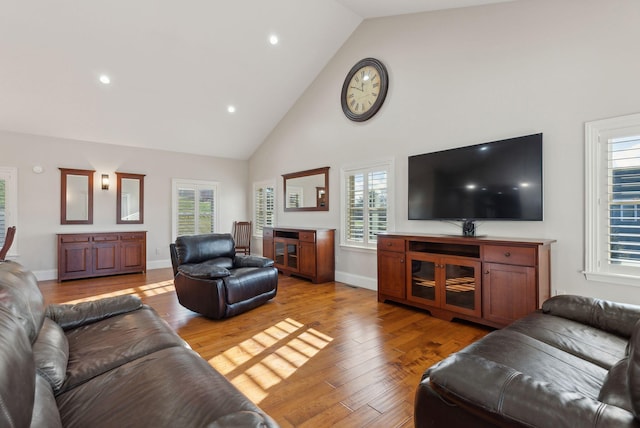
[0,0,514,160]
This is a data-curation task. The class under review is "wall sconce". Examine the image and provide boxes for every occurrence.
[101,174,110,190]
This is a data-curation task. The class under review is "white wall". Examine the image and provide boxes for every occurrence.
[249,0,640,303]
[0,130,248,279]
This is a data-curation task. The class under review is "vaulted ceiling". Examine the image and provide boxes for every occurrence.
[0,0,514,160]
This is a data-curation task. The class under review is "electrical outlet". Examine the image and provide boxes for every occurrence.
[155,248,160,255]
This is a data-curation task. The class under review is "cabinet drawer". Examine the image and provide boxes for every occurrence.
[484,245,535,266]
[120,233,145,241]
[93,235,119,242]
[378,237,405,253]
[299,231,316,242]
[60,235,91,243]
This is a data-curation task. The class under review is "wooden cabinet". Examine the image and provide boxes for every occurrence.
[263,227,334,283]
[58,232,146,281]
[377,237,406,300]
[377,233,554,328]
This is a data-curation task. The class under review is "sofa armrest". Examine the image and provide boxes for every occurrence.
[178,264,230,279]
[427,353,637,427]
[542,295,640,337]
[45,295,143,330]
[233,255,275,268]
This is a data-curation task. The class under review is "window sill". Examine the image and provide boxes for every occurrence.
[583,270,640,287]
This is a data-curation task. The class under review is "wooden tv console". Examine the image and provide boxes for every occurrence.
[57,231,146,281]
[377,233,555,328]
[263,226,335,283]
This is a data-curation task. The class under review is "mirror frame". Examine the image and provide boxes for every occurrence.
[283,166,329,212]
[60,168,95,225]
[116,172,145,224]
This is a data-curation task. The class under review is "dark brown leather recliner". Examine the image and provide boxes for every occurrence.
[169,233,278,319]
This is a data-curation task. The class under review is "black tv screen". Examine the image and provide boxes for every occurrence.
[408,133,543,221]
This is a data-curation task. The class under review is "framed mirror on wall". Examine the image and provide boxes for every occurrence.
[116,172,145,224]
[60,168,94,225]
[283,167,329,212]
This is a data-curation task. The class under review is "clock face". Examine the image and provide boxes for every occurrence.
[341,58,389,122]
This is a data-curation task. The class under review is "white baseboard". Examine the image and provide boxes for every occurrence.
[33,259,173,282]
[335,270,377,291]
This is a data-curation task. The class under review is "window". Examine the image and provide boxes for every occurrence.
[172,179,219,239]
[253,181,275,237]
[341,160,393,249]
[0,167,17,256]
[585,113,640,286]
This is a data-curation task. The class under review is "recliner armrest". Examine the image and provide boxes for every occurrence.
[233,255,275,268]
[542,295,640,338]
[427,353,636,427]
[45,295,143,330]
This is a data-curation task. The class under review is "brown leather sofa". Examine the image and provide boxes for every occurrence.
[0,260,278,427]
[170,233,278,319]
[416,295,640,428]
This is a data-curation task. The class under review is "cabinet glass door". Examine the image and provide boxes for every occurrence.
[442,259,481,316]
[286,243,298,269]
[274,241,285,265]
[407,254,440,306]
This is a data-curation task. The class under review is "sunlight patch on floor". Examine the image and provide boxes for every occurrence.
[61,280,175,304]
[208,318,333,403]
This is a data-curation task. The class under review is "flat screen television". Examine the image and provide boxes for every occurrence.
[408,133,543,222]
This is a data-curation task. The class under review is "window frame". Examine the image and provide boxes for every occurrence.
[340,159,394,250]
[253,180,276,238]
[171,178,219,241]
[0,167,18,257]
[585,112,640,286]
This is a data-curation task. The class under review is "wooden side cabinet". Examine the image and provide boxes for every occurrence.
[376,233,554,328]
[58,231,146,281]
[263,227,335,283]
[377,236,406,300]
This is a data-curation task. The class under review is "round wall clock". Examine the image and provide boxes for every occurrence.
[341,57,389,122]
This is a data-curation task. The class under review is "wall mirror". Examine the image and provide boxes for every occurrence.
[60,168,94,224]
[283,167,329,212]
[116,172,145,224]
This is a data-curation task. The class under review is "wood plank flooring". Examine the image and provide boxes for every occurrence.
[38,269,491,427]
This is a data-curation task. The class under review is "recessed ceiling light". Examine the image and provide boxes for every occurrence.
[99,74,111,85]
[269,34,279,45]
[227,105,236,113]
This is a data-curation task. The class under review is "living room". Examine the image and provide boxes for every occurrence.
[2,0,640,426]
[2,0,640,306]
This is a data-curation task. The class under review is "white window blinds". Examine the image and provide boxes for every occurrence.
[254,182,275,236]
[173,179,218,238]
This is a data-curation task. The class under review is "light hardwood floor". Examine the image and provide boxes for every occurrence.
[39,269,491,428]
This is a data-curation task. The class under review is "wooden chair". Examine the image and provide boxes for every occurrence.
[0,226,16,260]
[232,221,252,255]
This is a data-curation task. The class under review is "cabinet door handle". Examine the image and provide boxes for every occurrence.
[504,252,511,257]
[400,259,404,263]
[485,270,490,275]
[387,242,393,246]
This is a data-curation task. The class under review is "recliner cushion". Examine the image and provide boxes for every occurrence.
[175,233,235,265]
[223,267,278,305]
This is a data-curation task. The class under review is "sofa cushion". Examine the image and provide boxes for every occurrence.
[45,295,143,331]
[0,308,36,428]
[178,262,230,279]
[0,260,45,343]
[56,346,278,427]
[60,306,187,393]
[507,312,628,370]
[33,318,69,392]
[175,233,235,265]
[542,295,640,338]
[31,374,63,428]
[599,358,632,412]
[627,319,640,417]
